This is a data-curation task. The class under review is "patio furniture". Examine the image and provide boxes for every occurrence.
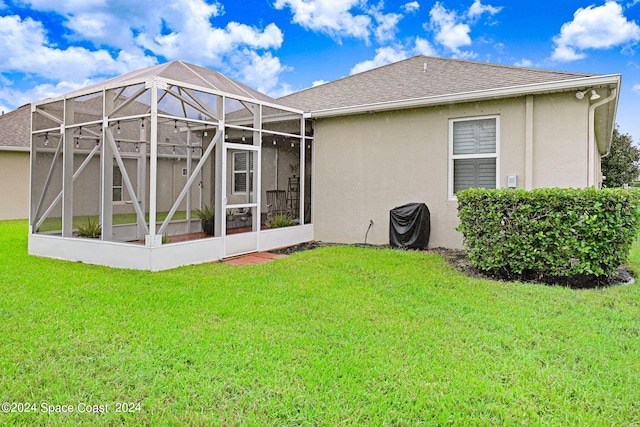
[287,177,300,215]
[266,190,288,218]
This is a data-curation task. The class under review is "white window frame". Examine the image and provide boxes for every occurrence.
[232,151,254,195]
[448,115,500,200]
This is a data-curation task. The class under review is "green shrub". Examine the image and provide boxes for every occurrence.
[195,204,215,235]
[456,188,640,278]
[194,204,215,221]
[75,216,102,238]
[265,213,296,228]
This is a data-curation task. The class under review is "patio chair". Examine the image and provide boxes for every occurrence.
[266,190,288,218]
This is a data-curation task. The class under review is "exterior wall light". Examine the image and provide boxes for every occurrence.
[576,88,601,101]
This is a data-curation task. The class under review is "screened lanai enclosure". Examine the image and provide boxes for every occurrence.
[29,61,314,270]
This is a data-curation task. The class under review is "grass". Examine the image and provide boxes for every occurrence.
[1,219,640,425]
[37,211,192,232]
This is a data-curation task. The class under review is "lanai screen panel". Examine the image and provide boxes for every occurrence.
[30,60,309,261]
[30,129,63,235]
[30,101,64,235]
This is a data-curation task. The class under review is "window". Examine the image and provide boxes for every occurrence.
[449,116,499,198]
[113,165,123,202]
[232,151,254,194]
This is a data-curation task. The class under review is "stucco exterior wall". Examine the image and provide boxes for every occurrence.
[0,151,30,220]
[312,93,591,248]
[532,93,589,188]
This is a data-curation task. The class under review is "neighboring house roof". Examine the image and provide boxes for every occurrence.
[0,104,30,151]
[62,60,278,105]
[279,55,619,117]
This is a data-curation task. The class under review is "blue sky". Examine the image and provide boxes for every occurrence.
[1,0,639,141]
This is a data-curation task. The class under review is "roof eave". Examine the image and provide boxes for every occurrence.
[306,74,622,118]
[0,146,30,152]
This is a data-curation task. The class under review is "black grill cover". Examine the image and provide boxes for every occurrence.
[389,203,430,249]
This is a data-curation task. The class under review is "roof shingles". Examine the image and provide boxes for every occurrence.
[0,104,30,150]
[279,55,596,112]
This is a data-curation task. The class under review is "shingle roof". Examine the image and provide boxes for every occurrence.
[0,104,30,150]
[278,55,597,112]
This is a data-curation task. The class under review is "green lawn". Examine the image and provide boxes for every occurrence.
[1,219,640,425]
[37,211,192,232]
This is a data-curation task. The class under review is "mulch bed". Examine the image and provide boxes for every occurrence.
[428,247,635,289]
[272,241,635,289]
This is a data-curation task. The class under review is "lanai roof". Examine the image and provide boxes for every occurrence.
[61,60,278,104]
[279,55,618,115]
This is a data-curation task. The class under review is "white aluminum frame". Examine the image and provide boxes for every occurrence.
[29,66,314,271]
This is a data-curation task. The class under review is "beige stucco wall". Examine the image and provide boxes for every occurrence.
[0,151,30,220]
[532,93,589,188]
[312,93,592,248]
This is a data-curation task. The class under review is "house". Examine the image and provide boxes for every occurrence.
[0,104,31,220]
[278,55,619,249]
[26,56,620,270]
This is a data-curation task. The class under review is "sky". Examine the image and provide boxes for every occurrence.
[0,0,639,142]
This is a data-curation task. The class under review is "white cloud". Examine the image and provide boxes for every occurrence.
[18,0,284,69]
[0,15,155,82]
[514,58,533,67]
[350,46,407,74]
[633,83,640,94]
[236,50,292,96]
[274,0,372,41]
[312,80,329,87]
[429,3,472,52]
[402,1,420,13]
[5,0,293,105]
[413,37,436,56]
[552,1,640,61]
[454,50,478,60]
[348,36,436,77]
[274,0,407,44]
[0,79,93,107]
[426,1,502,56]
[467,0,502,21]
[136,22,283,65]
[372,9,403,43]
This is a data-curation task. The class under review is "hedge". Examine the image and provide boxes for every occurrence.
[456,188,640,278]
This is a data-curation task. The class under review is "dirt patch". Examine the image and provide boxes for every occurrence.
[269,241,336,255]
[272,241,634,289]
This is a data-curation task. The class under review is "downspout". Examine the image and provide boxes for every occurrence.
[587,88,618,186]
